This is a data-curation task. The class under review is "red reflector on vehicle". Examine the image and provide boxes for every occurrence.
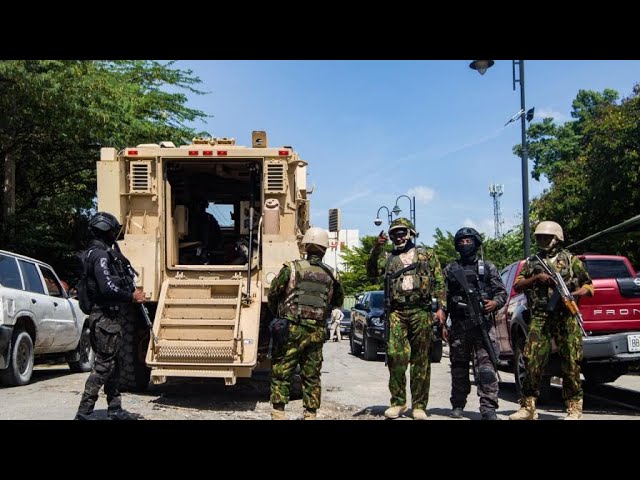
[128,150,138,155]
[217,151,228,156]
[278,150,289,156]
[188,150,198,156]
[203,150,213,156]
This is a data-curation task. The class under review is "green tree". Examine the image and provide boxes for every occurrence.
[0,60,208,278]
[523,85,640,265]
[340,235,392,295]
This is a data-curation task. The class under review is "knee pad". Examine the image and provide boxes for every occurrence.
[478,366,497,384]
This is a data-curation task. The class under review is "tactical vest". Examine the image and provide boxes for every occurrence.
[385,247,434,306]
[446,260,490,318]
[281,259,335,322]
[526,249,576,311]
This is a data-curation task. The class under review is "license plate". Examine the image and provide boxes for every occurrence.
[628,334,640,352]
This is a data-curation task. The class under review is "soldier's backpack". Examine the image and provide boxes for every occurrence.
[75,248,96,315]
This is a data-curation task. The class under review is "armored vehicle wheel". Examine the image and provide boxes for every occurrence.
[118,306,151,392]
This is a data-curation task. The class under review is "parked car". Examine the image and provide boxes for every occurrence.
[0,250,95,386]
[350,290,443,362]
[495,254,640,399]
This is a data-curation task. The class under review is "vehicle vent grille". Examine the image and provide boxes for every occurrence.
[130,161,152,193]
[265,160,287,194]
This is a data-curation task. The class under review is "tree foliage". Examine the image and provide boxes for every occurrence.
[523,85,640,266]
[339,235,392,296]
[0,60,208,279]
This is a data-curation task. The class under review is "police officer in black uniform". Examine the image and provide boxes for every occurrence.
[442,227,507,420]
[74,212,146,420]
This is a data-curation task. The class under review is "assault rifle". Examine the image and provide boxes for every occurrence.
[533,254,587,337]
[450,265,500,374]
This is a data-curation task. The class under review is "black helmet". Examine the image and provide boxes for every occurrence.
[89,212,122,235]
[454,227,482,248]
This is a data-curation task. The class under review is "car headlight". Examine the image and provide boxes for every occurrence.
[370,316,383,327]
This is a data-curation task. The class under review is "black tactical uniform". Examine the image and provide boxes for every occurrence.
[443,228,507,420]
[75,212,138,420]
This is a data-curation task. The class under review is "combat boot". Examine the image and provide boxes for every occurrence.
[449,407,464,419]
[384,404,408,419]
[303,409,317,420]
[271,404,286,420]
[508,396,538,420]
[412,408,428,420]
[481,410,500,420]
[74,412,93,420]
[108,409,138,420]
[564,399,583,420]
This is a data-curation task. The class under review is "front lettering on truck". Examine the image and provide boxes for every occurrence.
[593,309,640,316]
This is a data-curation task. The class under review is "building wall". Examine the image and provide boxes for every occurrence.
[323,229,360,274]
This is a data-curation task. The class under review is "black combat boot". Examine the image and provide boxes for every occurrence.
[108,409,138,420]
[481,410,500,420]
[74,412,94,420]
[450,407,464,419]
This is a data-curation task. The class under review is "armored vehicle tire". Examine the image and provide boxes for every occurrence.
[118,308,151,392]
[513,335,551,403]
[68,325,95,373]
[0,329,34,386]
[350,327,362,356]
[363,332,378,361]
[430,339,443,363]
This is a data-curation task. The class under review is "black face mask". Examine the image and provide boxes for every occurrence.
[458,244,477,258]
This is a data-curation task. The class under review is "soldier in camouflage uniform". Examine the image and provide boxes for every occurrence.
[268,227,344,420]
[509,221,594,420]
[367,218,446,420]
[75,212,146,420]
[443,227,507,420]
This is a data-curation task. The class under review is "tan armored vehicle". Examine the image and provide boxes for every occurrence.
[96,131,311,390]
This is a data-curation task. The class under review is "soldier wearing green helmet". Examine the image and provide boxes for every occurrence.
[367,217,446,420]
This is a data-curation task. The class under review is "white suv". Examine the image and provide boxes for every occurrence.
[0,250,94,386]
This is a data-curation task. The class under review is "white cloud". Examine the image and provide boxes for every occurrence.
[462,217,497,238]
[535,107,568,123]
[407,186,435,205]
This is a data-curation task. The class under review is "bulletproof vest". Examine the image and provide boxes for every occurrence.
[281,259,334,322]
[526,249,576,311]
[86,244,134,307]
[385,247,434,306]
[447,259,489,318]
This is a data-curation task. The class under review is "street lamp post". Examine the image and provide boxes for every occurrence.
[392,195,417,235]
[374,206,393,228]
[470,59,531,257]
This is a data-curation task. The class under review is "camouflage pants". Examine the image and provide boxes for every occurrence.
[449,320,499,414]
[523,311,583,401]
[387,306,433,410]
[270,319,325,410]
[77,310,123,415]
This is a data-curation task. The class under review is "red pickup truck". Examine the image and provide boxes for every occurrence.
[495,254,640,398]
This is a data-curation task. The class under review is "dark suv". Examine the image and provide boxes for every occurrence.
[350,290,443,362]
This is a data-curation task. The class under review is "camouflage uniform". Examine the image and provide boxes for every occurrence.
[268,254,343,411]
[516,249,594,402]
[368,238,445,411]
[77,309,124,415]
[443,259,507,415]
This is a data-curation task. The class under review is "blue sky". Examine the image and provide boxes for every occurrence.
[176,60,640,245]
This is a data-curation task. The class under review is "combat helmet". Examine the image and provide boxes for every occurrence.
[534,221,564,252]
[88,212,122,242]
[388,217,416,235]
[302,227,329,251]
[454,227,482,258]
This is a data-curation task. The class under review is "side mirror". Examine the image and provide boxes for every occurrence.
[354,303,365,310]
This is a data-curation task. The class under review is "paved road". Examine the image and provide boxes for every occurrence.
[1,339,639,420]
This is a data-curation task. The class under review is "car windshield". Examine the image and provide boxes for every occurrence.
[370,293,384,309]
[342,310,351,320]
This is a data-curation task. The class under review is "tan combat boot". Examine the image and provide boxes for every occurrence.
[271,404,286,420]
[564,399,583,420]
[303,409,317,420]
[412,408,428,420]
[384,405,408,419]
[508,396,538,420]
